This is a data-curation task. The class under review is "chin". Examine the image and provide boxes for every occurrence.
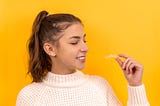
[76,65,85,70]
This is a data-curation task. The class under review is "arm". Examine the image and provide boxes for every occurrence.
[127,84,149,106]
[105,81,122,106]
[115,54,150,106]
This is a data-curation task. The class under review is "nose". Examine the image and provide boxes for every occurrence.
[80,42,88,53]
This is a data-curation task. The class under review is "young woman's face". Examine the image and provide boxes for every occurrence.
[54,23,88,71]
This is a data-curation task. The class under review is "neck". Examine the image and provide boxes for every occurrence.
[43,70,88,87]
[51,66,76,75]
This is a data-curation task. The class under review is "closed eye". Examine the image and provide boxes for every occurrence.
[70,40,87,45]
[70,42,78,45]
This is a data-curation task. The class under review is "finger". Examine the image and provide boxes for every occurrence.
[132,62,144,72]
[122,58,130,70]
[122,66,129,75]
[129,63,135,74]
[118,54,130,59]
[126,59,133,73]
[115,57,123,67]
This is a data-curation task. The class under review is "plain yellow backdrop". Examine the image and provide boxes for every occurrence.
[1,0,160,105]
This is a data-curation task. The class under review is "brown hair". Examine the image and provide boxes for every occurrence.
[28,10,82,82]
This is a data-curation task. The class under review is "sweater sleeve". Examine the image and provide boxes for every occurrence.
[106,81,122,106]
[90,76,122,105]
[90,76,149,106]
[127,84,150,106]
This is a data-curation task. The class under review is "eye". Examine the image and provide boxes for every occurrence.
[70,42,78,45]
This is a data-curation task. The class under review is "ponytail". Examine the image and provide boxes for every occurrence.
[28,11,51,82]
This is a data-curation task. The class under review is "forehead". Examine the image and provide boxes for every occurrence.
[61,23,85,39]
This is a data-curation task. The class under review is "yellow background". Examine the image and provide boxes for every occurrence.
[1,0,160,105]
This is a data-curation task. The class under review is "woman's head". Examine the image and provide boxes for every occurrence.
[28,10,88,82]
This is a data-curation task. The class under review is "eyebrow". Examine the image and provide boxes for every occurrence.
[69,34,86,39]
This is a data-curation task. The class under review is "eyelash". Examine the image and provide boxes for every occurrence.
[70,42,78,45]
[70,40,87,45]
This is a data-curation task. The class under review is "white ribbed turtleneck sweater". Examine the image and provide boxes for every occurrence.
[16,71,149,106]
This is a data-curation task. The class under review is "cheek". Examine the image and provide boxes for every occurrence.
[61,45,78,55]
[57,43,79,61]
[59,50,77,66]
[59,47,77,60]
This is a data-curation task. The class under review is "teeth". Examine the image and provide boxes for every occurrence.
[78,57,85,60]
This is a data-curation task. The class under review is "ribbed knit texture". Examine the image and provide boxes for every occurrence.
[127,85,150,106]
[16,71,149,106]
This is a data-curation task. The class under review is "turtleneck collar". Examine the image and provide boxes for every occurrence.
[43,70,89,88]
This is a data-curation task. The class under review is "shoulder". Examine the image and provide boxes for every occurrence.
[17,82,44,96]
[16,82,45,105]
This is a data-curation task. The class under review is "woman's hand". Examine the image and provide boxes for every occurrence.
[115,54,143,86]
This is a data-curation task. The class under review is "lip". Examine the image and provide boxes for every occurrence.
[76,56,86,58]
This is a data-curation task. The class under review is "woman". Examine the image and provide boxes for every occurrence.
[16,10,150,106]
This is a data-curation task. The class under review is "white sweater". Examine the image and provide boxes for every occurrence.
[16,71,149,106]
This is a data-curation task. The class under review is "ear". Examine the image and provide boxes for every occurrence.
[43,43,56,57]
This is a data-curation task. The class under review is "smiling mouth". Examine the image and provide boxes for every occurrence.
[76,56,86,62]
